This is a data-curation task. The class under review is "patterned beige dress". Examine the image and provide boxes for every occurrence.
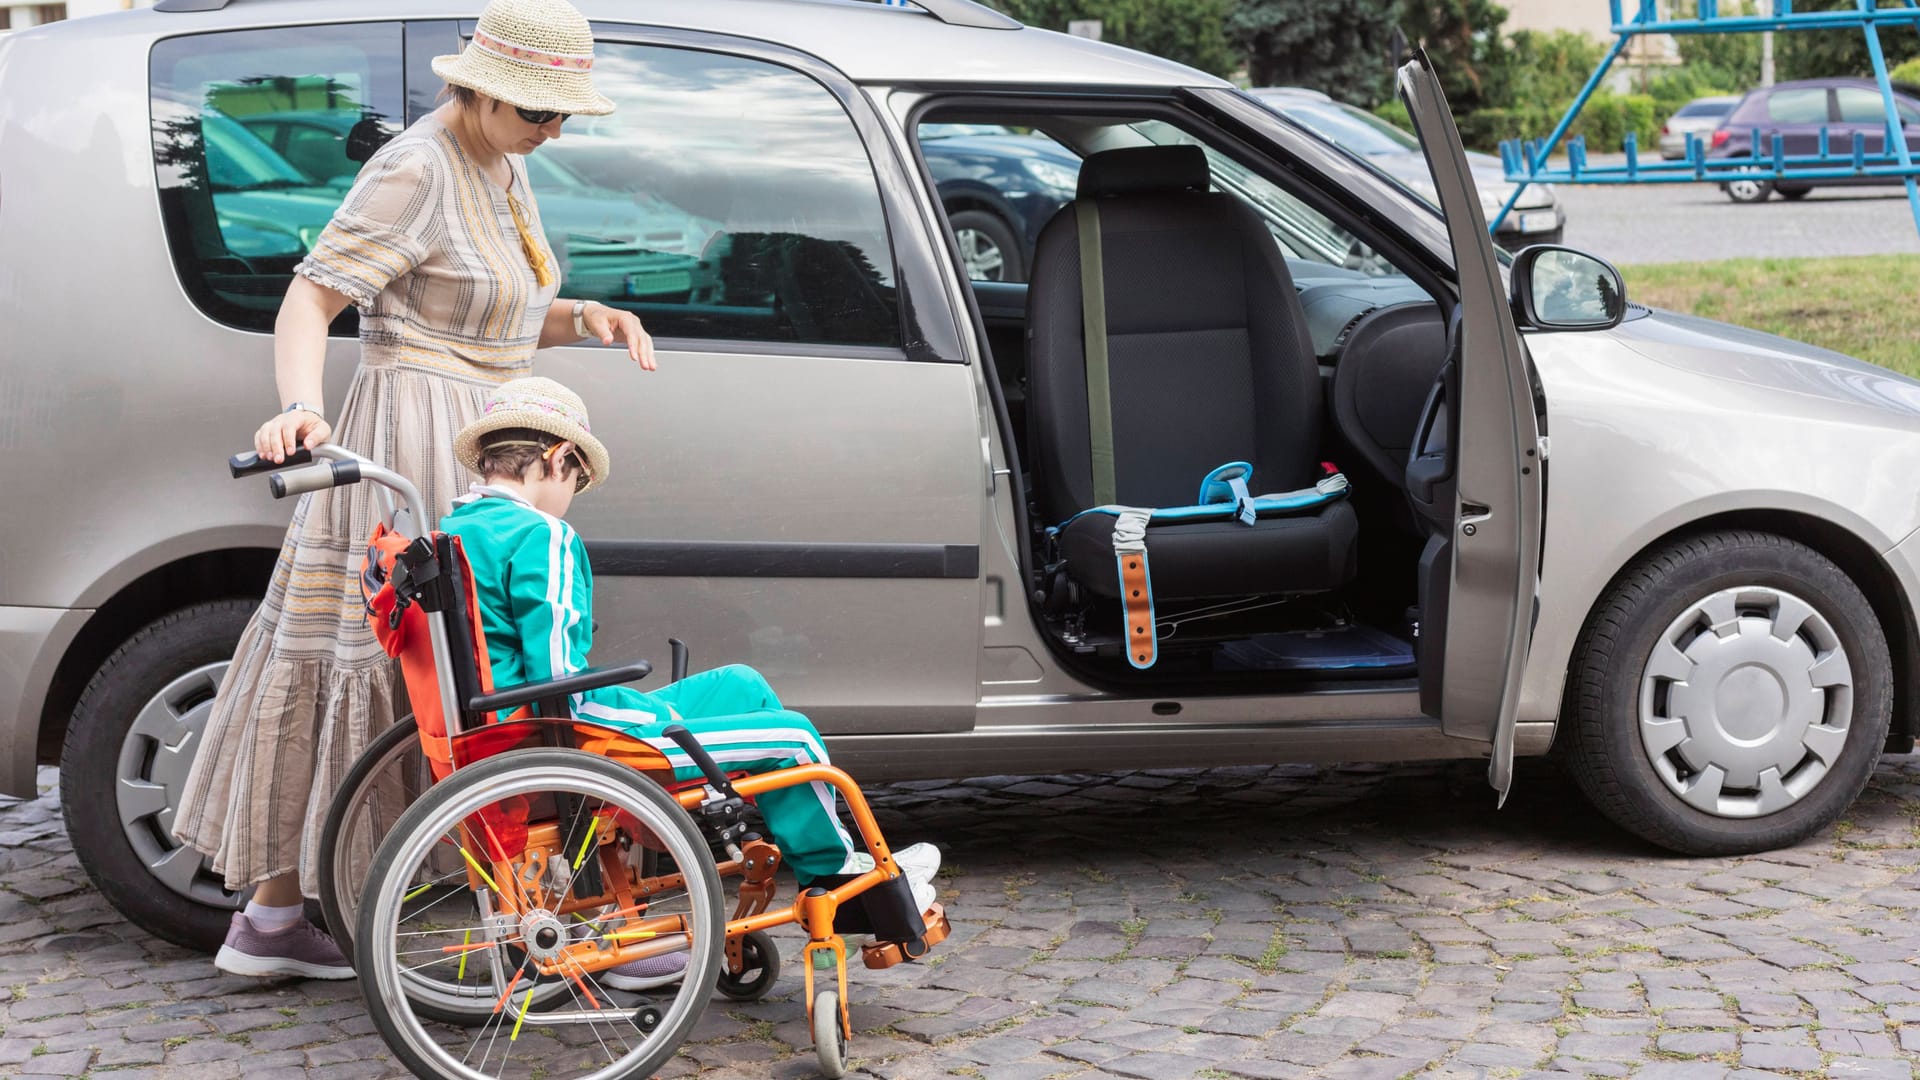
[175,113,561,893]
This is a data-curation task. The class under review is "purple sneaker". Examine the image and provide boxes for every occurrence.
[600,950,688,992]
[213,913,355,980]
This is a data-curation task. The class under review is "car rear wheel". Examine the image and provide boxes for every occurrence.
[1563,531,1892,855]
[949,209,1023,282]
[1724,178,1774,203]
[1776,185,1812,201]
[61,601,256,951]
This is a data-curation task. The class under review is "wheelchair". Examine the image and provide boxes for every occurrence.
[231,445,951,1080]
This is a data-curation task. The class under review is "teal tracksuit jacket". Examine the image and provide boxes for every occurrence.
[440,486,859,880]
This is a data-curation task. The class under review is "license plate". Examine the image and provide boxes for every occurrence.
[1517,211,1558,234]
[626,270,692,296]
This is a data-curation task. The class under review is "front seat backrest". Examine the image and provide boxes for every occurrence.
[1026,145,1321,525]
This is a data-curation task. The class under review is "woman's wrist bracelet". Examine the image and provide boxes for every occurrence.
[572,299,590,338]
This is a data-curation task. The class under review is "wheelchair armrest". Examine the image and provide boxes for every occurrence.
[467,660,653,715]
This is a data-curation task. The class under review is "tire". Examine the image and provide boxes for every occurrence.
[813,989,848,1079]
[60,600,256,952]
[1777,185,1812,201]
[356,747,724,1080]
[716,928,781,1001]
[1724,178,1774,203]
[1563,531,1892,855]
[948,209,1023,282]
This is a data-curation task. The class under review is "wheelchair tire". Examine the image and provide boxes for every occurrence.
[812,988,848,1079]
[716,929,780,1001]
[356,747,724,1080]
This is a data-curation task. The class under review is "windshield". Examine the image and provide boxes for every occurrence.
[1278,101,1421,156]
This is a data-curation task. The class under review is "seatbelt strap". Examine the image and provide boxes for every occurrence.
[1111,507,1157,669]
[1076,199,1117,508]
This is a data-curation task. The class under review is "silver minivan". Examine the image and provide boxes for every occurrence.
[6,0,1920,953]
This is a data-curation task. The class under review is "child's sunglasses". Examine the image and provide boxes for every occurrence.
[514,106,570,126]
[543,440,593,492]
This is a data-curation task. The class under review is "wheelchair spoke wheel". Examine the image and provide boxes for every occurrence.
[356,748,724,1080]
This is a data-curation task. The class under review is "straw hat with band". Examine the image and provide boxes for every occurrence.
[432,0,615,118]
[455,377,612,494]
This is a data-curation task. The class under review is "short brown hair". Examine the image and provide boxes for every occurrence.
[438,83,480,109]
[473,427,583,488]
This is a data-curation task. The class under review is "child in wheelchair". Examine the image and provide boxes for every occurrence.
[442,378,941,987]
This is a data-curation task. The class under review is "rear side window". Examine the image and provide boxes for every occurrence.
[1835,86,1920,125]
[150,24,405,333]
[547,42,901,348]
[1675,100,1732,119]
[1765,88,1830,124]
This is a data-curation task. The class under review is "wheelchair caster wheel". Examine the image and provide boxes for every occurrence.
[716,930,780,1001]
[811,989,847,1079]
[634,1005,663,1034]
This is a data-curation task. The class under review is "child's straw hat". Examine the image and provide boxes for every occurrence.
[455,377,612,493]
[432,0,615,118]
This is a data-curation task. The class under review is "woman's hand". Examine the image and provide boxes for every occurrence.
[255,409,333,464]
[583,303,657,371]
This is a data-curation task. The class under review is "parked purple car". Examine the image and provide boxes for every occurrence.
[1707,77,1920,202]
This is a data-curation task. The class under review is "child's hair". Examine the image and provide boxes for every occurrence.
[474,427,584,488]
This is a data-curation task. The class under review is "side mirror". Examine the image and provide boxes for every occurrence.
[1510,245,1627,331]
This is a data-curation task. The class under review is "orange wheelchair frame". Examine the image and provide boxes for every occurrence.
[234,445,949,1079]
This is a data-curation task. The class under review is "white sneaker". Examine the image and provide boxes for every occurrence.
[911,878,937,916]
[893,842,941,888]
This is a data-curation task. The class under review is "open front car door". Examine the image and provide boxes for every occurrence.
[1397,50,1545,804]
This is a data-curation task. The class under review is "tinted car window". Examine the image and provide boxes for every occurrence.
[150,24,405,334]
[1675,100,1733,119]
[553,43,900,348]
[1835,86,1920,124]
[1766,87,1830,124]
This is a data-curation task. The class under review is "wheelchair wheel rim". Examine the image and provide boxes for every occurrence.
[359,752,723,1080]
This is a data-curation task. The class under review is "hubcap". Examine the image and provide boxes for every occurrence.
[1638,586,1853,818]
[1728,180,1764,200]
[115,662,246,909]
[955,227,1006,280]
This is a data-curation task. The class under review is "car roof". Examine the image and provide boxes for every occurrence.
[1247,86,1335,103]
[57,0,1231,90]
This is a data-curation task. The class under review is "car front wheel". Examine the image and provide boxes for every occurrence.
[949,209,1023,282]
[1563,531,1892,855]
[61,601,255,951]
[1724,178,1774,203]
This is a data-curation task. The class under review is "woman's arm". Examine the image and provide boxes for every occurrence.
[257,275,353,462]
[539,297,659,370]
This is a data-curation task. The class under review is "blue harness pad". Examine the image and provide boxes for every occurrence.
[1048,463,1351,671]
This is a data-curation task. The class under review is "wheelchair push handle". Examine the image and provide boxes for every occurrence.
[230,448,312,477]
[268,459,362,499]
[670,638,689,683]
[662,724,735,794]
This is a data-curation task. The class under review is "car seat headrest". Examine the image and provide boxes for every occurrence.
[1076,145,1210,199]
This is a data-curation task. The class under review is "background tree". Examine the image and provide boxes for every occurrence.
[1773,0,1920,81]
[1396,0,1513,111]
[1226,0,1400,105]
[988,0,1238,78]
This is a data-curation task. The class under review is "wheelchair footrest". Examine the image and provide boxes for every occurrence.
[862,903,949,969]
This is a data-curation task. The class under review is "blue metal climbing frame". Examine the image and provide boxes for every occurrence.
[1492,0,1920,237]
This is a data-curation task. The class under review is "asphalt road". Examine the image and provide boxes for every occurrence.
[1549,172,1920,265]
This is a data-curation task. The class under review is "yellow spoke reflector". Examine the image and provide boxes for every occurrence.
[402,882,433,902]
[602,930,658,941]
[457,845,503,894]
[573,814,602,870]
[458,929,471,979]
[509,984,535,1041]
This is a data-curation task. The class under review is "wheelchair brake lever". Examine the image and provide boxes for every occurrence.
[663,724,733,795]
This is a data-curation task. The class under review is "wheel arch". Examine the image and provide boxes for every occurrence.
[37,547,277,767]
[1563,508,1917,749]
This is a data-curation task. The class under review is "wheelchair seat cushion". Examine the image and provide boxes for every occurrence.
[1057,497,1358,600]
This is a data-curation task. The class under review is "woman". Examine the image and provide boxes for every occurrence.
[173,0,658,979]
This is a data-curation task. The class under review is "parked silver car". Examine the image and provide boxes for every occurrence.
[3,0,1918,953]
[1660,93,1741,159]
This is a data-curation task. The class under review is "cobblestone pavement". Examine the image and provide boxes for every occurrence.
[5,753,1920,1080]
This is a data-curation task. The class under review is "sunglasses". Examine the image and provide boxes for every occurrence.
[542,440,593,492]
[514,106,570,126]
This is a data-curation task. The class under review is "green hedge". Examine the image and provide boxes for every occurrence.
[1391,92,1660,156]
